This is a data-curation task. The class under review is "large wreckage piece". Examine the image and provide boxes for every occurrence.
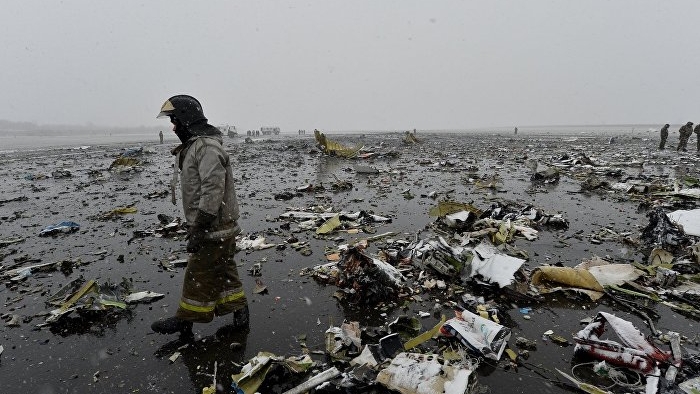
[410,237,525,287]
[43,277,126,324]
[375,352,477,394]
[530,165,560,183]
[641,207,692,254]
[531,266,606,301]
[231,352,315,394]
[402,130,419,144]
[326,321,362,360]
[531,260,645,301]
[413,236,472,278]
[311,245,406,305]
[573,312,678,377]
[440,309,511,361]
[667,208,700,237]
[108,157,142,172]
[41,277,162,325]
[464,241,525,288]
[468,218,538,244]
[314,129,363,158]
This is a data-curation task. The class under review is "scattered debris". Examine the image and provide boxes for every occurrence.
[376,352,476,394]
[440,309,511,360]
[39,221,80,236]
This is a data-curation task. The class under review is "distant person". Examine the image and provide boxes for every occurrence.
[514,127,518,135]
[152,94,248,335]
[695,123,700,152]
[677,122,693,151]
[658,124,669,150]
[159,130,164,144]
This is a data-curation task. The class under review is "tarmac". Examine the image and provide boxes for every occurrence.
[1,129,699,393]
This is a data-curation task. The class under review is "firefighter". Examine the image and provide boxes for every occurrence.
[152,95,248,334]
[659,124,669,150]
[677,122,693,151]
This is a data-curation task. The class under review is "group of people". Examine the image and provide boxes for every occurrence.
[659,122,700,151]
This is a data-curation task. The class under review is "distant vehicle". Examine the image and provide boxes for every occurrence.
[260,126,280,135]
[218,124,238,138]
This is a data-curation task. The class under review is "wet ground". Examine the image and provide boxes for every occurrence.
[1,130,699,393]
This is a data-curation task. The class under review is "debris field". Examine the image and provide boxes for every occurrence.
[1,130,700,393]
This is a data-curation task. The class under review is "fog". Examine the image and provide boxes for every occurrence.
[2,1,700,132]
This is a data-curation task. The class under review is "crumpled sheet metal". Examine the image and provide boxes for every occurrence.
[440,309,511,361]
[109,157,141,170]
[314,129,363,158]
[232,352,315,394]
[403,132,419,144]
[648,248,674,265]
[375,352,476,394]
[444,211,475,230]
[573,312,675,374]
[470,218,538,242]
[573,258,646,288]
[586,264,644,287]
[531,166,560,183]
[667,209,700,237]
[532,266,605,292]
[428,201,483,218]
[44,278,129,324]
[463,242,525,288]
[418,237,470,277]
[312,246,406,304]
[325,321,362,359]
[641,207,691,253]
[316,214,342,234]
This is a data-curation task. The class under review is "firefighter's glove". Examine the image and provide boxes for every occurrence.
[186,210,217,253]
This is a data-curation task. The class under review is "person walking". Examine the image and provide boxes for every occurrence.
[695,123,700,152]
[677,122,693,151]
[159,130,164,144]
[152,94,248,335]
[658,124,669,150]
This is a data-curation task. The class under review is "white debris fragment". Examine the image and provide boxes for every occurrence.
[124,291,165,304]
[376,352,475,394]
[465,242,525,288]
[169,351,181,363]
[441,310,511,361]
[586,264,644,287]
[668,209,700,236]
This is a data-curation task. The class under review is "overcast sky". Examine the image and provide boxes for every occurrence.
[2,1,700,131]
